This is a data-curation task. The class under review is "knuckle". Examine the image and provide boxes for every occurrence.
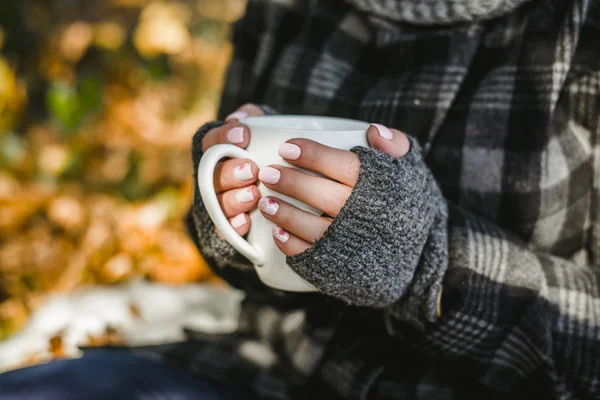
[201,133,214,151]
[339,156,361,182]
[304,143,323,164]
[223,192,240,214]
[323,190,348,213]
[216,163,233,184]
[221,202,234,216]
[277,209,292,228]
[285,171,301,191]
[218,199,230,215]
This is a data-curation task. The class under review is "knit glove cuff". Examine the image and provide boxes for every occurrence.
[287,137,449,323]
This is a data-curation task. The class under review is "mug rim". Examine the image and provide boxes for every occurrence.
[242,115,370,133]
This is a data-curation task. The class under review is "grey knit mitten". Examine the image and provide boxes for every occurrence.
[287,138,449,322]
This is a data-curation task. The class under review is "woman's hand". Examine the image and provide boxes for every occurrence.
[258,124,411,256]
[201,104,264,236]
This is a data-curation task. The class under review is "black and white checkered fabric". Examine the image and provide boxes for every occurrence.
[138,0,600,398]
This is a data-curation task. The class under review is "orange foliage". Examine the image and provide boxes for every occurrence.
[0,0,247,340]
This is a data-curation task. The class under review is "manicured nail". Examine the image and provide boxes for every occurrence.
[258,167,281,184]
[234,163,253,181]
[230,213,247,228]
[227,127,245,144]
[258,197,279,216]
[278,143,301,160]
[226,110,248,122]
[235,187,254,203]
[272,226,289,243]
[372,123,393,140]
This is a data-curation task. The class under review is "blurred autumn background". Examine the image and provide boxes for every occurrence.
[0,0,246,341]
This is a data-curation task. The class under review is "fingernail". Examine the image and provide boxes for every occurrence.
[272,226,289,243]
[230,213,247,228]
[258,197,279,216]
[235,187,254,203]
[234,163,254,181]
[258,167,281,184]
[227,127,245,144]
[278,143,301,160]
[372,123,393,140]
[226,110,248,122]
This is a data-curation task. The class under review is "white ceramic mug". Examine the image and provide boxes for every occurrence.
[198,115,370,292]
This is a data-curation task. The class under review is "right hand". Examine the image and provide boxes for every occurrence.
[201,104,264,236]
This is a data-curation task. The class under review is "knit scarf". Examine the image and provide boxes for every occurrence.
[343,0,532,24]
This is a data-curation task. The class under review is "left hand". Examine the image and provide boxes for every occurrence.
[258,124,411,256]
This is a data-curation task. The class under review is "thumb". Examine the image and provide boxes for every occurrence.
[225,103,265,122]
[367,124,410,158]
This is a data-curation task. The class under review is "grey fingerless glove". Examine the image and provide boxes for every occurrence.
[286,137,449,324]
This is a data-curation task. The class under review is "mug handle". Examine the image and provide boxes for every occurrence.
[198,144,265,265]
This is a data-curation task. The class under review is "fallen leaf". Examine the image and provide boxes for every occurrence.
[49,334,67,358]
[129,302,143,320]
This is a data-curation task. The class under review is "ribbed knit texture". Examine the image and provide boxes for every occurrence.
[287,137,448,322]
[344,0,531,25]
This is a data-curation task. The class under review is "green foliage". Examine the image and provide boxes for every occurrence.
[0,132,27,168]
[46,77,102,131]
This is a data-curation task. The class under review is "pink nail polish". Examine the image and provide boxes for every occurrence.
[272,226,289,243]
[235,187,254,203]
[227,127,245,144]
[372,123,393,140]
[225,110,248,122]
[230,213,247,228]
[278,143,301,160]
[234,163,253,181]
[258,167,281,184]
[258,197,279,215]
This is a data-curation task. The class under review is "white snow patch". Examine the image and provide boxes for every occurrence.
[0,280,243,372]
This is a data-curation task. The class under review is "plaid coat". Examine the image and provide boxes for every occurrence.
[140,0,600,398]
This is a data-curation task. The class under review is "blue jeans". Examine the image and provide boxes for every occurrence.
[0,349,250,400]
